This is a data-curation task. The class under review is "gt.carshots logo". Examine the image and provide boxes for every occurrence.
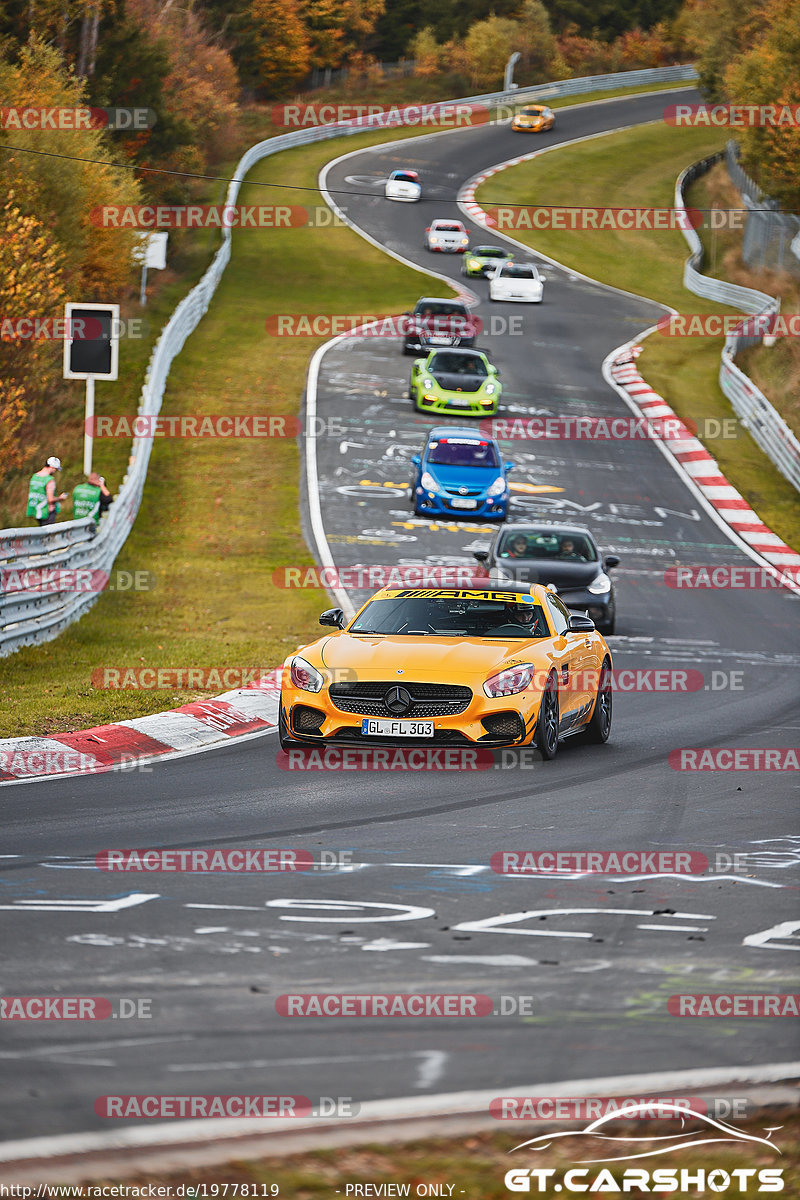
[503,1104,784,1192]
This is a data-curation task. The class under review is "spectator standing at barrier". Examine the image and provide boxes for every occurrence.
[72,471,113,521]
[27,457,67,526]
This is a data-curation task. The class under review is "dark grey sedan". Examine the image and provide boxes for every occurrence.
[474,523,619,634]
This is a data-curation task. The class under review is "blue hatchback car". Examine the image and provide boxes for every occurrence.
[411,426,514,520]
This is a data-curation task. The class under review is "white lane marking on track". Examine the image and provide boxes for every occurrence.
[416,1050,448,1089]
[452,907,715,939]
[0,893,158,913]
[423,954,538,966]
[743,920,800,951]
[637,924,709,932]
[360,939,432,951]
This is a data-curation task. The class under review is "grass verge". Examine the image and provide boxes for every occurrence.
[44,1113,800,1195]
[474,123,800,552]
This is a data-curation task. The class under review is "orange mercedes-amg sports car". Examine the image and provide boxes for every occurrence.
[279,583,612,757]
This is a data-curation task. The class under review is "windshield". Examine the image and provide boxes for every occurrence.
[416,303,468,318]
[433,223,463,232]
[498,530,597,562]
[349,593,549,638]
[427,438,499,467]
[393,172,417,182]
[428,352,487,377]
[501,264,539,279]
[475,247,508,258]
[522,106,545,116]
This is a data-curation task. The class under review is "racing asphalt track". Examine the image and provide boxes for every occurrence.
[1,88,799,1149]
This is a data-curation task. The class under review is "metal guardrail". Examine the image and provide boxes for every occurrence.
[725,140,800,276]
[674,157,800,493]
[0,63,699,656]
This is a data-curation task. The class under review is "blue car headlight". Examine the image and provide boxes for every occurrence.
[420,471,442,494]
[487,476,507,498]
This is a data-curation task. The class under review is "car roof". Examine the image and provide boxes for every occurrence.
[431,218,465,226]
[494,522,597,541]
[426,346,484,357]
[426,425,497,442]
[414,297,469,307]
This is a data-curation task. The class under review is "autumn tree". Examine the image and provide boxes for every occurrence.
[724,0,800,208]
[0,193,66,470]
[0,38,142,293]
[463,15,523,89]
[236,0,311,94]
[676,0,768,101]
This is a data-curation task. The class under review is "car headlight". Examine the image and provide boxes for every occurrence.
[429,236,440,243]
[484,382,496,395]
[289,655,324,693]
[587,571,611,595]
[420,471,440,493]
[423,377,434,388]
[484,663,539,697]
[487,476,507,497]
[460,237,468,245]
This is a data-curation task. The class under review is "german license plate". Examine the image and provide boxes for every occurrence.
[448,398,471,407]
[451,497,477,509]
[361,719,434,737]
[429,336,450,345]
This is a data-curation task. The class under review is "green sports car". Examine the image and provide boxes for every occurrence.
[461,246,514,278]
[409,348,501,416]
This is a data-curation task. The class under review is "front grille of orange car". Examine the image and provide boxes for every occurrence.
[329,681,472,719]
[480,711,526,741]
[292,705,326,733]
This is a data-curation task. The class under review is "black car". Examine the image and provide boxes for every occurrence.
[402,297,478,355]
[474,523,619,634]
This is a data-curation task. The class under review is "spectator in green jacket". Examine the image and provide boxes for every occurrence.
[26,457,67,526]
[72,471,113,522]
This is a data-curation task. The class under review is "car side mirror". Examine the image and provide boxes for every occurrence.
[605,555,620,569]
[473,550,489,563]
[425,227,431,233]
[504,461,515,472]
[569,613,595,632]
[411,454,421,466]
[319,607,345,628]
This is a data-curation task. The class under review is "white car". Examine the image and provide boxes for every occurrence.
[385,170,421,202]
[488,261,544,302]
[425,219,470,253]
